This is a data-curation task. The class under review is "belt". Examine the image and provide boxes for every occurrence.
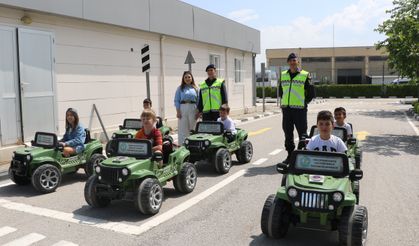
[180,100,196,104]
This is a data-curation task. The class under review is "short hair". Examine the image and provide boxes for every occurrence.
[317,110,334,123]
[334,107,347,116]
[219,104,230,113]
[141,109,157,122]
[143,98,152,106]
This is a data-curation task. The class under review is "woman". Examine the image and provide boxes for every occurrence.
[59,108,86,157]
[174,71,199,145]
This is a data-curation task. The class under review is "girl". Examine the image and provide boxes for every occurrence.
[60,108,86,157]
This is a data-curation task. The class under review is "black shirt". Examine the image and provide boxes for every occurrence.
[197,78,228,112]
[278,69,315,108]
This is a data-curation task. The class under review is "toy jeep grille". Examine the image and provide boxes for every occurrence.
[114,133,132,139]
[188,140,203,149]
[99,166,123,185]
[11,154,29,174]
[299,191,330,210]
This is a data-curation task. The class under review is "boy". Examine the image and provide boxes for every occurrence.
[142,98,163,128]
[217,104,236,135]
[135,109,163,154]
[334,107,353,138]
[306,110,347,153]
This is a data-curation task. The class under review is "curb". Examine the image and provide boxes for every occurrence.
[407,108,419,121]
[237,110,280,122]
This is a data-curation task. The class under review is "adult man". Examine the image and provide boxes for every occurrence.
[197,64,228,121]
[279,53,315,163]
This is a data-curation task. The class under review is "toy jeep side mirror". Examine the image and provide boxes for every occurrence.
[350,169,363,181]
[152,151,163,162]
[190,130,195,135]
[119,125,124,130]
[56,143,64,151]
[224,129,233,137]
[31,140,35,146]
[276,163,288,174]
[347,138,357,145]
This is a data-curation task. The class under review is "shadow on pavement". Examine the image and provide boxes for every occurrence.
[249,227,338,246]
[244,165,278,178]
[362,134,419,156]
[357,110,405,121]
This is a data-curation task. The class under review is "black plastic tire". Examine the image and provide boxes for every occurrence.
[135,178,163,215]
[339,205,368,246]
[261,194,291,239]
[8,167,30,185]
[84,175,111,208]
[214,148,232,174]
[85,153,106,177]
[174,163,197,194]
[236,141,253,164]
[31,164,62,193]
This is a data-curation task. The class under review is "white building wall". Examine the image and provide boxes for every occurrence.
[0,6,254,142]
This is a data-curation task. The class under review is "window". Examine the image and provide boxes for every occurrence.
[301,57,331,63]
[335,56,364,62]
[369,56,388,61]
[209,54,220,70]
[235,58,242,83]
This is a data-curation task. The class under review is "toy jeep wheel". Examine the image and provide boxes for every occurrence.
[84,175,111,208]
[85,153,106,177]
[261,194,291,239]
[31,164,62,193]
[174,162,197,194]
[214,148,232,174]
[135,178,163,215]
[236,141,253,164]
[339,205,368,246]
[8,168,30,185]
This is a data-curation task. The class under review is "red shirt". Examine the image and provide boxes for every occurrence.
[135,128,162,152]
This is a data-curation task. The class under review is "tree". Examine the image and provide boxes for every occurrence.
[375,0,419,82]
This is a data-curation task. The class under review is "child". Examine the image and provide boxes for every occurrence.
[59,108,86,157]
[306,110,347,153]
[135,109,163,153]
[334,107,353,138]
[142,98,163,128]
[217,104,237,136]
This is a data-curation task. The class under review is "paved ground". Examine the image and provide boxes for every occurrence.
[0,99,418,246]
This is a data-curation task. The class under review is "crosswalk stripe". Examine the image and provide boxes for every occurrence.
[252,158,268,166]
[0,226,17,237]
[269,149,283,156]
[51,240,79,246]
[2,233,46,246]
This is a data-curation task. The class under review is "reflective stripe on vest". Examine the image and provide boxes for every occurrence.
[200,79,224,113]
[280,70,308,108]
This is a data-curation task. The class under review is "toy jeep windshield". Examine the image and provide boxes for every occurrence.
[261,150,368,245]
[9,130,105,193]
[84,137,195,215]
[110,118,171,140]
[184,121,253,174]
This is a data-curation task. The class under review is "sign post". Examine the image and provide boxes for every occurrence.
[261,63,266,113]
[141,44,151,99]
[184,50,196,72]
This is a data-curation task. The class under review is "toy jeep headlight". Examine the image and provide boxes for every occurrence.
[184,139,189,145]
[122,168,129,176]
[112,133,116,139]
[128,134,133,138]
[26,155,31,161]
[332,192,343,202]
[12,152,15,159]
[95,165,101,174]
[287,187,298,198]
[204,140,210,146]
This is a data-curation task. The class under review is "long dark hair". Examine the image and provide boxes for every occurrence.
[65,108,79,130]
[180,71,197,91]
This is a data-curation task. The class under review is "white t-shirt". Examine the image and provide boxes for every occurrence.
[334,122,353,136]
[306,134,348,153]
[217,116,237,134]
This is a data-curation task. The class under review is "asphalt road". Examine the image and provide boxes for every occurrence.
[0,99,418,246]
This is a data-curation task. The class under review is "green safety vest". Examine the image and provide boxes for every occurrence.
[280,70,308,108]
[200,79,224,113]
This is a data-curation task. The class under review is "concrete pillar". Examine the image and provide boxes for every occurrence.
[364,56,369,84]
[331,56,336,83]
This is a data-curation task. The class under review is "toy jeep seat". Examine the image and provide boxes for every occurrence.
[84,129,92,144]
[162,136,174,163]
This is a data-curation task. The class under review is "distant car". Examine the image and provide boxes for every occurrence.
[391,78,410,84]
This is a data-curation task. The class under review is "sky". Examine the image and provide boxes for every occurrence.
[181,0,393,65]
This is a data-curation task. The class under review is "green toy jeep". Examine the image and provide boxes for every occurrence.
[184,121,253,174]
[261,150,368,245]
[84,137,195,215]
[9,130,105,193]
[111,118,171,139]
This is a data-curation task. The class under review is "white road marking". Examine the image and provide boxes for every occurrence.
[2,233,46,246]
[269,149,283,156]
[0,226,17,237]
[405,113,419,136]
[0,182,14,188]
[252,158,268,166]
[51,240,79,246]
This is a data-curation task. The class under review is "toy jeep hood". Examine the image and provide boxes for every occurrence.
[186,133,222,142]
[101,156,149,168]
[288,173,349,192]
[14,146,55,158]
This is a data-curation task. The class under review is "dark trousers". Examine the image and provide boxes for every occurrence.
[282,107,308,153]
[202,111,220,121]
